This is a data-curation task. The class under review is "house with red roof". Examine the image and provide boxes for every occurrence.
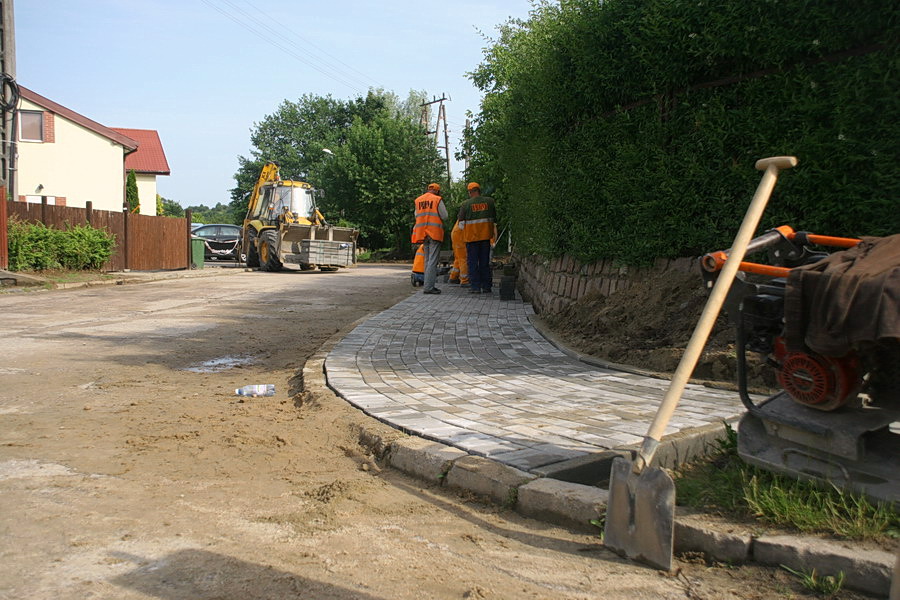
[111,128,171,215]
[15,86,169,215]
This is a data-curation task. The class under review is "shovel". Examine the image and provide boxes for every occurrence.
[603,156,798,571]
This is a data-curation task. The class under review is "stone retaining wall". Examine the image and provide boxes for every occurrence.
[514,252,700,315]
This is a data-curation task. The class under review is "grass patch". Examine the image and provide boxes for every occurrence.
[674,424,900,542]
[35,270,118,284]
[781,565,845,597]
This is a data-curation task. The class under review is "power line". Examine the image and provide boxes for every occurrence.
[197,0,367,94]
[218,0,386,90]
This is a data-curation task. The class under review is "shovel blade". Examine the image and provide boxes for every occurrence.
[603,456,675,571]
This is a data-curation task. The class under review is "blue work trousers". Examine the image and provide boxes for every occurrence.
[465,240,492,292]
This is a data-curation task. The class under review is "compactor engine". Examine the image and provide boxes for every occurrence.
[702,226,900,504]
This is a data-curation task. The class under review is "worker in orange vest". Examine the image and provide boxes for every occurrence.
[411,243,425,286]
[411,183,448,294]
[448,219,469,286]
[457,182,497,294]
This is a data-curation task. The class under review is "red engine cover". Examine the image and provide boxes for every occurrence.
[773,337,863,411]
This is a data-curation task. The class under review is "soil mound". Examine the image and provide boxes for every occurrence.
[541,268,778,392]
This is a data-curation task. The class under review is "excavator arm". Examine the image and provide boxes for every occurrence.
[246,161,281,218]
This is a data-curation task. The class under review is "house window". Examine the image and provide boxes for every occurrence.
[20,111,44,142]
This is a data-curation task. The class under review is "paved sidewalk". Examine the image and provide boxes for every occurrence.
[325,282,749,475]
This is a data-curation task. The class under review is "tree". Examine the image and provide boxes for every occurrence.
[156,195,184,217]
[185,203,233,224]
[125,169,139,213]
[228,91,390,222]
[318,111,445,252]
[230,89,446,252]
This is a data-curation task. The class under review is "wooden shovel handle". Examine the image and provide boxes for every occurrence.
[633,156,798,472]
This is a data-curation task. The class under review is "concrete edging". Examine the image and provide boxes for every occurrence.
[305,292,896,598]
[378,435,896,597]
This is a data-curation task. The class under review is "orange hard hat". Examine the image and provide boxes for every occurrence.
[467,182,480,191]
[427,183,441,192]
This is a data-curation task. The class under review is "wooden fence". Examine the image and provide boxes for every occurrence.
[5,199,191,272]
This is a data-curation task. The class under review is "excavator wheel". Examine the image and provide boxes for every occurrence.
[245,229,260,268]
[259,230,283,272]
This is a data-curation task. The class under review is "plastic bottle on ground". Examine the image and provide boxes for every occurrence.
[235,384,275,397]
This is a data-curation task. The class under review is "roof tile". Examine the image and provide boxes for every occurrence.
[111,128,171,175]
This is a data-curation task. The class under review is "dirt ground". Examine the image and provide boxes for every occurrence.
[541,268,778,392]
[0,265,876,599]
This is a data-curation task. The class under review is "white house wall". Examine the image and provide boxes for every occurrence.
[17,98,126,213]
[135,173,158,216]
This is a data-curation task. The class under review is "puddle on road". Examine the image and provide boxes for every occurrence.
[182,355,256,373]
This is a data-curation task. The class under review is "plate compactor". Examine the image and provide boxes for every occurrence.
[702,226,900,505]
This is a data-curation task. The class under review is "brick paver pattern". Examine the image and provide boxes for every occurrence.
[325,284,747,473]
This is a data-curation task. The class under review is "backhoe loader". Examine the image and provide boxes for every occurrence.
[241,161,358,272]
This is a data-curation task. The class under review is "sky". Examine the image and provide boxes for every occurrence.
[14,0,536,208]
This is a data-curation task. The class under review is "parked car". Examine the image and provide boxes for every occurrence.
[191,224,243,261]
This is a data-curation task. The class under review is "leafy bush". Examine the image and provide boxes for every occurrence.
[7,219,61,271]
[467,0,900,265]
[56,224,116,270]
[6,219,116,271]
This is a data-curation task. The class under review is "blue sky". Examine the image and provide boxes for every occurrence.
[15,0,535,208]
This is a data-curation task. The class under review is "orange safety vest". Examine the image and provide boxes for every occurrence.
[411,192,445,243]
[458,195,496,243]
[412,244,425,274]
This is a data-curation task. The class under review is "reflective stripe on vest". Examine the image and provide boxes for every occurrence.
[412,193,445,243]
[461,220,494,243]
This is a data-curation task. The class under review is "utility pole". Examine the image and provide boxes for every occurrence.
[0,0,15,269]
[420,95,451,192]
[463,117,471,175]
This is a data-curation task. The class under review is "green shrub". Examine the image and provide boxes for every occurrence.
[7,219,61,271]
[467,0,900,265]
[55,224,116,270]
[6,219,116,272]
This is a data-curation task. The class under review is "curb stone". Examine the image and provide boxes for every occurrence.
[517,478,608,533]
[674,515,753,563]
[444,455,535,506]
[389,437,468,483]
[0,265,246,293]
[306,295,897,598]
[753,535,894,597]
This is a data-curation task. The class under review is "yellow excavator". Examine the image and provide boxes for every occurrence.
[241,161,358,272]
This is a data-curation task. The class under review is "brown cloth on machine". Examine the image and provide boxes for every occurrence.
[784,234,900,357]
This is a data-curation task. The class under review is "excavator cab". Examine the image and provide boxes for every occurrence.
[255,183,318,226]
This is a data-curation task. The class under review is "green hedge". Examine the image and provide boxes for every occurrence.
[468,0,899,265]
[7,220,115,271]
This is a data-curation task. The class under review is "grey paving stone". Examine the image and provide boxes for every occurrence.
[324,285,759,477]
